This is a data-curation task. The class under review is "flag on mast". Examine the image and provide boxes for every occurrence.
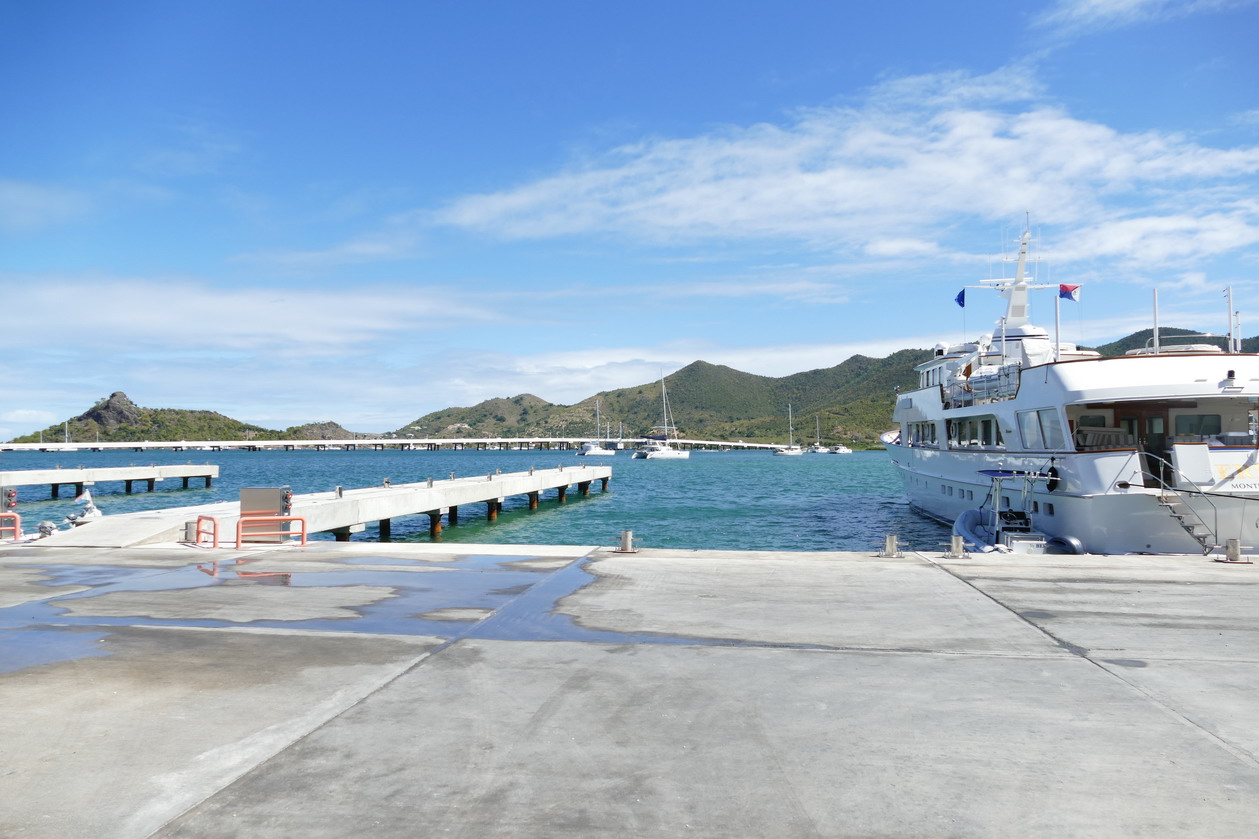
[955,289,965,307]
[1059,284,1080,302]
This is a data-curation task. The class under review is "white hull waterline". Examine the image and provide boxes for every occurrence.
[888,230,1259,556]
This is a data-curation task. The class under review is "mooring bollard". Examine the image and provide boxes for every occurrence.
[878,533,903,558]
[382,477,391,487]
[614,529,639,553]
[1228,538,1242,562]
[335,485,343,498]
[945,534,969,558]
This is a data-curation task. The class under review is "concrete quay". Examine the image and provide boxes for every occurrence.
[3,539,1259,838]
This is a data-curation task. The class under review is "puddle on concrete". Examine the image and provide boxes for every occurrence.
[1,553,802,661]
[0,627,112,674]
[14,564,180,589]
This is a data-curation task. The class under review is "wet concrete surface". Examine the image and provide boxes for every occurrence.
[2,541,1259,837]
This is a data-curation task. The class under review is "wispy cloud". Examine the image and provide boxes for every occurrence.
[0,275,498,353]
[236,210,428,268]
[137,119,243,178]
[432,66,1259,268]
[0,179,92,233]
[1033,0,1255,35]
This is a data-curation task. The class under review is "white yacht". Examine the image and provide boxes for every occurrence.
[888,230,1259,556]
[632,374,690,459]
[774,404,805,456]
[829,444,853,454]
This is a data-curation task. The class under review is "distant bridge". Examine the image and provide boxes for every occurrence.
[0,437,784,454]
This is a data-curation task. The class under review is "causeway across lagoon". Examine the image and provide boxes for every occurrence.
[2,539,1258,837]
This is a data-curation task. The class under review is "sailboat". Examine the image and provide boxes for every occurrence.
[576,399,616,456]
[632,373,690,459]
[807,415,829,453]
[774,404,805,456]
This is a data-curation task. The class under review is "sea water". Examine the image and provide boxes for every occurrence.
[0,448,949,552]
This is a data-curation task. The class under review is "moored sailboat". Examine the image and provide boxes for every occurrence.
[633,374,690,459]
[774,404,804,456]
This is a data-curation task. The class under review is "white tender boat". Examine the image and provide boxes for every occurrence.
[829,444,853,454]
[888,229,1259,556]
[633,375,690,459]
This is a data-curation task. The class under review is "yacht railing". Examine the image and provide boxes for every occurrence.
[1134,452,1221,549]
[943,364,1023,409]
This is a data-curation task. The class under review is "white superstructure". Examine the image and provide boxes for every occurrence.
[888,231,1259,555]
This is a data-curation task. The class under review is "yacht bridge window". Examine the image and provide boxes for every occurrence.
[1017,408,1066,450]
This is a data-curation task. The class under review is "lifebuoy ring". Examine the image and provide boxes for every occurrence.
[1045,467,1061,492]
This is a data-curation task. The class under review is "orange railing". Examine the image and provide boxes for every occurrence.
[194,515,220,549]
[0,512,20,541]
[235,515,308,547]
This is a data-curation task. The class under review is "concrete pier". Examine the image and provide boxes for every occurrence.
[22,465,611,548]
[0,464,218,499]
[2,541,1258,837]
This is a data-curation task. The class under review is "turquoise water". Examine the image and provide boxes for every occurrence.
[0,448,948,552]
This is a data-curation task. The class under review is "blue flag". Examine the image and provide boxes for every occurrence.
[955,289,965,308]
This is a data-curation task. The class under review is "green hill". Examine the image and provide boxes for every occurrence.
[392,350,933,446]
[8,392,369,444]
[15,327,1251,447]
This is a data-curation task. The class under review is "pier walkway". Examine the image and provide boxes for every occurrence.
[2,541,1258,837]
[0,464,218,498]
[2,437,782,453]
[22,465,611,548]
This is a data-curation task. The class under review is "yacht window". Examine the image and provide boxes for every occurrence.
[1175,414,1222,437]
[1077,415,1107,428]
[1017,408,1066,450]
[1045,503,1055,516]
[1018,411,1043,449]
[1039,409,1066,449]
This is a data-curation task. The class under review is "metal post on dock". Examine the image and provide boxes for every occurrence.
[1215,538,1253,564]
[613,529,639,553]
[878,534,903,558]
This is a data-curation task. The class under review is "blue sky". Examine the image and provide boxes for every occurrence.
[3,0,1258,437]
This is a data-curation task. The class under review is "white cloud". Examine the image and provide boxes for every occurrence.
[1051,212,1259,265]
[432,68,1259,268]
[137,119,243,178]
[0,275,499,354]
[1033,0,1253,35]
[0,180,92,233]
[236,211,428,268]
